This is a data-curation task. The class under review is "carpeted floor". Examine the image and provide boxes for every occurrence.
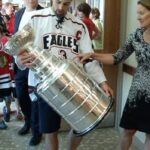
[0,115,139,150]
[0,102,139,150]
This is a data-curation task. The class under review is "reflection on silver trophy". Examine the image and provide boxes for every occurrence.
[4,24,113,135]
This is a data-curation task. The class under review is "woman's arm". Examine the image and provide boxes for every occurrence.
[77,52,115,65]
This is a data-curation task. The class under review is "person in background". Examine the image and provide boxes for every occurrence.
[76,2,100,41]
[14,0,43,146]
[0,23,15,125]
[77,0,150,150]
[1,2,23,120]
[15,0,113,149]
[90,8,103,49]
[2,2,15,34]
[0,0,8,35]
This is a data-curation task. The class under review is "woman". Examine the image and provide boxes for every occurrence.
[3,2,15,34]
[77,0,150,149]
[90,8,103,49]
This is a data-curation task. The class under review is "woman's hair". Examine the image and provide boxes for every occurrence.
[91,8,100,19]
[138,0,150,10]
[77,2,91,17]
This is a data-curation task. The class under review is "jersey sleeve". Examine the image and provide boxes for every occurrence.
[79,24,107,84]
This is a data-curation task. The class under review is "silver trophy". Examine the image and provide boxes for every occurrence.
[4,24,113,135]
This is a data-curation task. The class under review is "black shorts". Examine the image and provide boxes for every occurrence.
[38,96,61,133]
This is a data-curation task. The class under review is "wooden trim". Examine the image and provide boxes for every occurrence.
[103,0,121,53]
[123,64,136,76]
[95,0,121,98]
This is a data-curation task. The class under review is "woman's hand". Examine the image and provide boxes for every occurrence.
[76,52,93,63]
[77,52,114,65]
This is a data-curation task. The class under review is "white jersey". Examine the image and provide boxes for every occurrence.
[18,7,106,87]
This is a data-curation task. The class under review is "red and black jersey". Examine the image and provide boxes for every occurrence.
[0,36,15,97]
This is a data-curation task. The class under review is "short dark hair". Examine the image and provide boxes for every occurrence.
[77,2,91,17]
[91,8,100,19]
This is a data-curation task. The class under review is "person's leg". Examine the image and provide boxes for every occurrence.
[3,96,11,122]
[67,129,83,150]
[120,129,136,150]
[14,97,23,120]
[12,87,23,120]
[45,132,59,150]
[13,89,23,120]
[29,100,42,146]
[38,97,61,150]
[144,133,150,150]
[15,69,31,134]
[4,96,11,112]
[16,80,31,126]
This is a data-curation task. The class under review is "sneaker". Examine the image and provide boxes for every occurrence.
[3,106,10,122]
[0,120,7,129]
[29,135,42,146]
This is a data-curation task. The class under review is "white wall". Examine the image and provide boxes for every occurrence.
[124,0,138,67]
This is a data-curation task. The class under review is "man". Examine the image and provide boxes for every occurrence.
[16,0,113,149]
[76,2,100,40]
[14,0,43,146]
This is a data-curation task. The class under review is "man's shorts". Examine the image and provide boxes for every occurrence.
[38,96,61,133]
[0,95,13,103]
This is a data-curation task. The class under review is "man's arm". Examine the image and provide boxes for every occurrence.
[84,60,113,96]
[78,24,113,96]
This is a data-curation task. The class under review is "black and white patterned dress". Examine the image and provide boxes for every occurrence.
[113,28,150,133]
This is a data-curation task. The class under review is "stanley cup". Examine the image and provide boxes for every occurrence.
[4,24,113,135]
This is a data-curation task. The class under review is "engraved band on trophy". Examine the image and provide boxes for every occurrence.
[4,24,113,135]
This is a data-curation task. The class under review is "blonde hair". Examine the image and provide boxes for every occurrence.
[138,0,150,10]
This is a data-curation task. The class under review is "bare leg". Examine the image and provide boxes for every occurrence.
[144,133,150,150]
[67,129,83,150]
[120,129,136,150]
[5,100,11,112]
[14,97,20,113]
[14,97,23,120]
[45,132,59,150]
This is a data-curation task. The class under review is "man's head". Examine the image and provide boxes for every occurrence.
[52,0,72,17]
[3,2,14,16]
[23,0,39,11]
[77,2,91,18]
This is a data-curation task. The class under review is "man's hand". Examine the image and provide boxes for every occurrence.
[99,81,113,97]
[18,49,36,68]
